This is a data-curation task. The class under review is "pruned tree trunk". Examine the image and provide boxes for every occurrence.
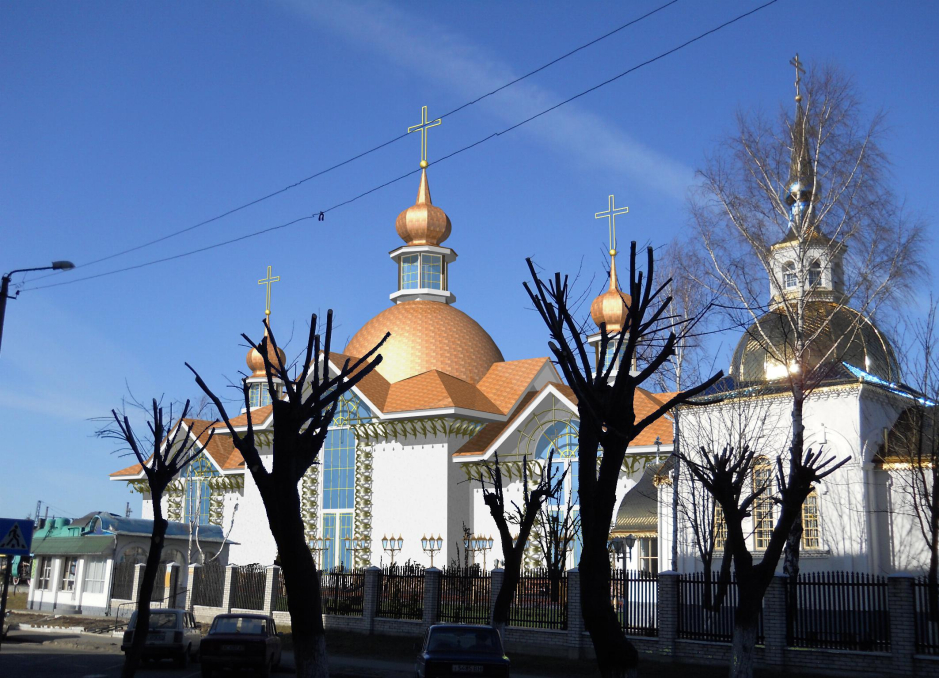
[729,598,761,678]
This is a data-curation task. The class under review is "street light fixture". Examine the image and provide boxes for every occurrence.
[421,534,443,567]
[381,535,403,566]
[343,537,370,567]
[0,261,75,356]
[309,537,332,570]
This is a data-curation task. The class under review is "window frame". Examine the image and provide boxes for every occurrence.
[83,556,107,594]
[61,557,78,592]
[752,459,774,550]
[38,556,53,591]
[782,261,798,290]
[801,489,821,549]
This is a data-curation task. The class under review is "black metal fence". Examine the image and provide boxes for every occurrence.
[439,566,491,624]
[110,561,135,600]
[378,564,425,620]
[509,569,567,630]
[321,566,365,616]
[612,570,658,637]
[273,573,288,613]
[914,577,939,655]
[231,564,266,611]
[787,571,890,652]
[192,561,225,607]
[678,572,763,643]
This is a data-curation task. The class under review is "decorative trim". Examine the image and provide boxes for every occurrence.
[301,464,320,547]
[207,475,245,491]
[460,459,545,484]
[351,417,484,444]
[353,436,374,568]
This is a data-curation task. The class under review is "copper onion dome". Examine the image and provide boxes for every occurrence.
[245,324,287,378]
[395,169,451,246]
[590,255,631,333]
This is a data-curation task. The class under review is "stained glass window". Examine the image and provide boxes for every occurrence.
[753,459,774,550]
[802,490,820,548]
[183,455,218,525]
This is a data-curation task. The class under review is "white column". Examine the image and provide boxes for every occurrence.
[73,557,86,612]
[50,557,63,612]
[27,558,39,610]
[102,558,115,614]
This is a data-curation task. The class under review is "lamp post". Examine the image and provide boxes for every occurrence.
[464,535,495,571]
[421,534,443,567]
[0,261,75,356]
[381,535,403,566]
[343,537,370,568]
[309,537,332,570]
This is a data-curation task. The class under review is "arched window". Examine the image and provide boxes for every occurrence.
[121,546,148,564]
[320,392,370,570]
[752,458,774,550]
[808,260,822,287]
[183,455,218,525]
[783,261,798,290]
[802,489,820,548]
[536,420,581,564]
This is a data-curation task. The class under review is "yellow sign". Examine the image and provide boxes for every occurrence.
[595,195,629,254]
[408,105,442,169]
[258,265,280,317]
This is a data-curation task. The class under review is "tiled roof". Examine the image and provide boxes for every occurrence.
[383,370,501,414]
[110,418,243,478]
[476,359,551,413]
[453,390,540,457]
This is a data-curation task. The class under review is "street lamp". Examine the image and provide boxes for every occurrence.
[309,537,331,570]
[464,534,495,571]
[381,535,403,566]
[421,534,443,567]
[343,537,370,567]
[479,536,494,572]
[624,533,637,569]
[0,261,75,356]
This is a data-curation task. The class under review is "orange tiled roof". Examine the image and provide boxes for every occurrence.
[476,358,551,413]
[453,390,540,457]
[110,418,243,478]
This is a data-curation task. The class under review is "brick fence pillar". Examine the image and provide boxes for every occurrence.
[363,566,381,634]
[185,564,200,611]
[132,563,145,604]
[888,573,915,676]
[657,571,679,659]
[423,567,441,626]
[763,573,787,667]
[263,565,280,614]
[566,568,584,660]
[220,565,235,612]
[490,568,504,622]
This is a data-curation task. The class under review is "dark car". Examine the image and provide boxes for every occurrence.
[199,613,282,677]
[415,624,510,677]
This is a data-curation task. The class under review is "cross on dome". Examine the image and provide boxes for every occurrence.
[258,265,280,317]
[594,194,629,256]
[408,105,442,169]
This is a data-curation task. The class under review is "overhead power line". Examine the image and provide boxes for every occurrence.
[25,0,680,285]
[25,0,779,293]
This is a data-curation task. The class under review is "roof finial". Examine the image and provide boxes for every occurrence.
[790,53,806,104]
[595,194,629,289]
[408,105,442,169]
[258,265,280,317]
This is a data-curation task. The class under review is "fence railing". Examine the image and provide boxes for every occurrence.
[914,577,939,655]
[509,569,567,630]
[192,562,225,608]
[377,564,425,620]
[320,567,365,616]
[231,564,266,611]
[612,570,658,637]
[274,573,288,613]
[678,572,763,643]
[439,566,491,624]
[787,571,890,652]
[110,561,135,600]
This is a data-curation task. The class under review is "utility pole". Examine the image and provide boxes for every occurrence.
[0,262,74,356]
[125,502,132,518]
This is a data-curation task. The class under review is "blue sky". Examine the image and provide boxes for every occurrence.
[1,0,936,519]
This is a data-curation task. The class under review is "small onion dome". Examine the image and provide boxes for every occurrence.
[395,169,451,246]
[245,324,287,378]
[590,254,631,333]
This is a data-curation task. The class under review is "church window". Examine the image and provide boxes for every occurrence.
[183,455,218,526]
[598,343,623,374]
[83,557,106,594]
[61,557,78,592]
[638,537,658,574]
[38,557,53,590]
[802,490,820,549]
[713,505,727,552]
[808,260,822,287]
[421,254,444,289]
[401,254,420,289]
[537,420,581,566]
[752,459,774,550]
[248,383,274,408]
[783,261,798,290]
[323,429,355,510]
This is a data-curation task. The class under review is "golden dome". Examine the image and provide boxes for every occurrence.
[246,324,287,378]
[395,169,451,246]
[344,300,503,384]
[590,256,631,333]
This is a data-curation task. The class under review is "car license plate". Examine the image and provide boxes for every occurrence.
[145,632,164,644]
[453,666,483,674]
[222,644,244,652]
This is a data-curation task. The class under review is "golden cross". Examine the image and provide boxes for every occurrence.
[790,53,806,102]
[258,265,280,317]
[408,105,442,169]
[595,195,629,254]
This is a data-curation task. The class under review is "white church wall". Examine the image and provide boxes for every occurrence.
[227,448,277,565]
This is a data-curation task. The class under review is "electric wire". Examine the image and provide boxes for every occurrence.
[24,0,779,293]
[25,0,680,284]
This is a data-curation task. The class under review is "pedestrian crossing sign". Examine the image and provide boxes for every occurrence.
[0,519,33,556]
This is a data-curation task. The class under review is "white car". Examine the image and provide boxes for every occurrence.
[122,608,202,668]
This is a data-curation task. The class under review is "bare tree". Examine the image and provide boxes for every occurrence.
[536,478,580,603]
[525,243,721,678]
[98,398,213,678]
[479,450,566,638]
[679,442,847,678]
[188,313,386,678]
[691,58,924,583]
